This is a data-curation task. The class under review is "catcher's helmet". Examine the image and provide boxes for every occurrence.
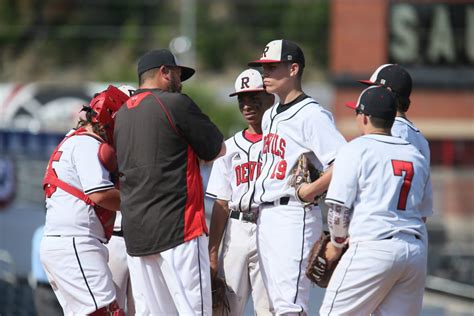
[86,85,131,144]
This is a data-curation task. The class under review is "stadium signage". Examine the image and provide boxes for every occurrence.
[390,3,474,65]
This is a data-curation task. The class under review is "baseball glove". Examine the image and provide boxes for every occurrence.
[211,276,230,315]
[305,231,347,288]
[288,154,323,204]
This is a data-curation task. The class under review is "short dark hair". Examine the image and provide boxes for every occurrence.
[139,68,160,86]
[396,95,410,112]
[369,116,394,129]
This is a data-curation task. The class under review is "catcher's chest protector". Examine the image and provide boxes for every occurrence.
[42,128,117,242]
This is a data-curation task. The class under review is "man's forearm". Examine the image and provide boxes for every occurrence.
[208,199,230,277]
[327,203,351,248]
[298,166,333,202]
[88,188,120,211]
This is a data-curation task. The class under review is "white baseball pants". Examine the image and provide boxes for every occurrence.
[127,234,212,315]
[320,232,427,316]
[219,217,271,315]
[257,203,323,315]
[40,236,116,315]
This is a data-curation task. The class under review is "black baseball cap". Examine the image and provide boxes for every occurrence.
[346,86,397,120]
[137,49,195,81]
[358,64,412,100]
[248,39,305,67]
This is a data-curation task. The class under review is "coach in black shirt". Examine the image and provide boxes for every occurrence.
[114,49,225,315]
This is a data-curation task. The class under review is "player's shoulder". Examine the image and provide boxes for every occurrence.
[300,98,334,120]
[224,132,240,148]
[394,117,419,131]
[64,130,101,147]
[392,117,425,137]
[138,90,194,112]
[343,136,367,152]
[167,91,193,103]
[332,138,364,166]
[393,119,429,145]
[298,96,320,111]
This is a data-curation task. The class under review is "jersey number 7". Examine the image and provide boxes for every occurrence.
[391,160,414,211]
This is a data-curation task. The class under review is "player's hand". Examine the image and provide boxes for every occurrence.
[325,241,344,263]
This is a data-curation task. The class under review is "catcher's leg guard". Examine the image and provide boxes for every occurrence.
[88,301,125,316]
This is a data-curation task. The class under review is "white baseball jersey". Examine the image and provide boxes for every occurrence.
[43,130,115,242]
[325,134,433,242]
[393,116,430,164]
[254,95,346,203]
[206,130,262,211]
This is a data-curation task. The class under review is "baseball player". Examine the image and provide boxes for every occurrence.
[320,86,433,315]
[206,69,274,315]
[247,39,347,314]
[357,64,430,163]
[105,85,137,314]
[40,85,130,315]
[114,49,225,315]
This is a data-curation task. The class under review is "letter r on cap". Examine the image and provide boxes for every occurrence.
[241,77,250,89]
[262,46,269,58]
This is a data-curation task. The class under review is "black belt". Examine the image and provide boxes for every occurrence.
[261,196,290,206]
[384,235,420,240]
[229,210,258,223]
[261,196,318,206]
[112,230,124,237]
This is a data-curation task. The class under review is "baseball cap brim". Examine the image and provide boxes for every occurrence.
[248,59,283,67]
[345,101,357,109]
[346,80,376,109]
[358,79,377,86]
[229,88,266,97]
[179,66,195,81]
